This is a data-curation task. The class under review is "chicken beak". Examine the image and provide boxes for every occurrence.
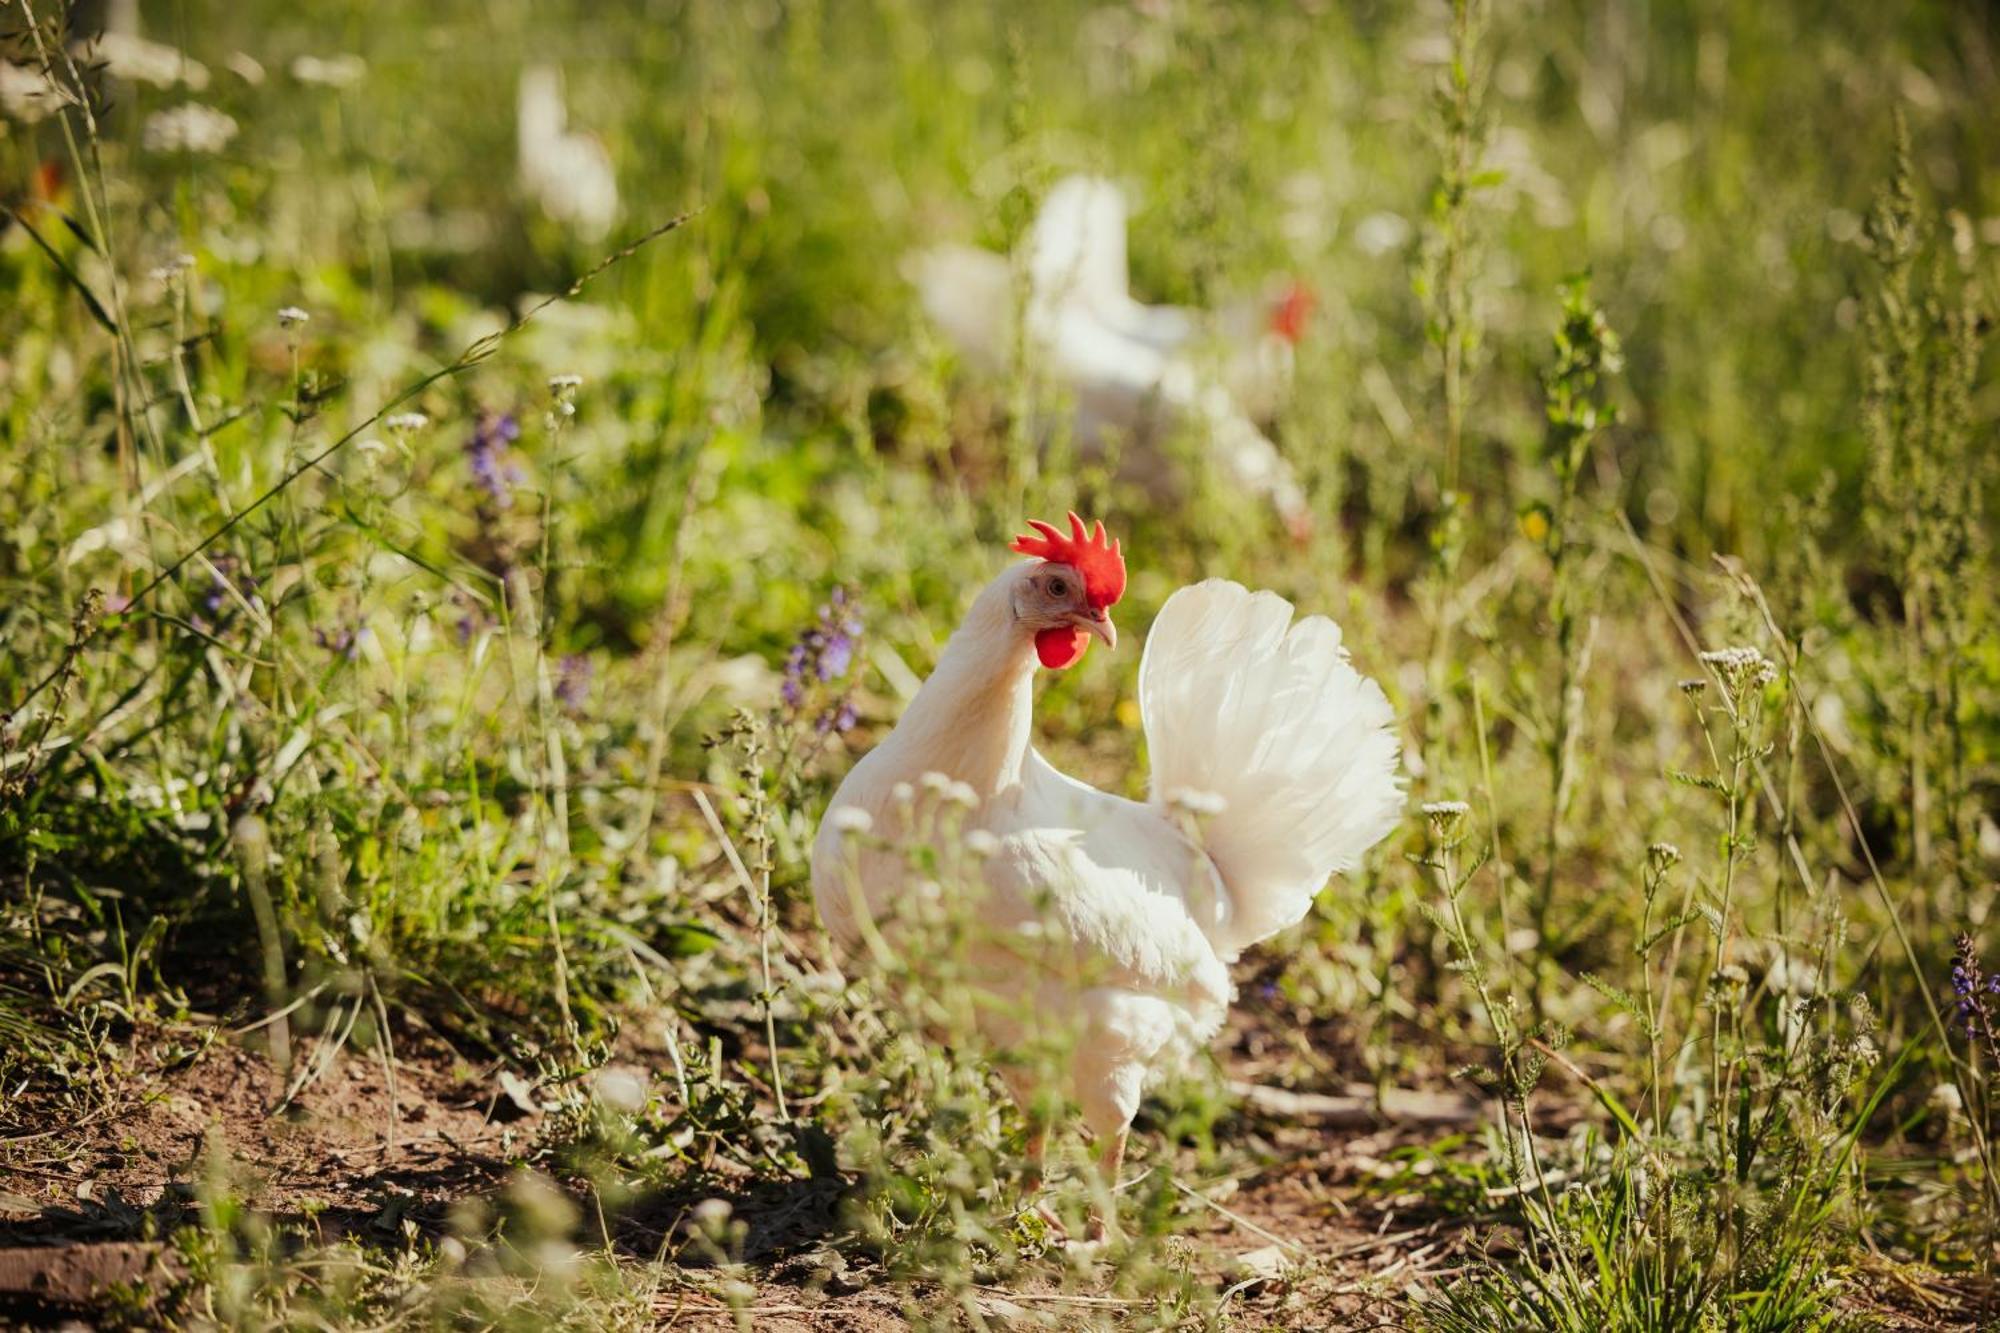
[1075,608,1116,651]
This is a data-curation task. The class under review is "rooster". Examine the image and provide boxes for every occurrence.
[908,177,1318,540]
[811,514,1401,1235]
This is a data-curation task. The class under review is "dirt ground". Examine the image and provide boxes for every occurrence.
[0,1023,1988,1330]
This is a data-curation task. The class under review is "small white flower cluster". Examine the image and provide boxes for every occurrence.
[1698,646,1778,693]
[1647,841,1682,869]
[147,253,196,285]
[1165,787,1228,817]
[385,411,430,433]
[827,805,873,836]
[277,305,311,329]
[1420,799,1472,841]
[290,53,367,88]
[548,373,584,393]
[142,102,238,154]
[918,770,977,809]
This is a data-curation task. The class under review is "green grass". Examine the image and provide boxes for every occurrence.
[2,0,1997,1327]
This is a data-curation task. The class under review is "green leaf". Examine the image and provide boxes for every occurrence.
[4,205,116,334]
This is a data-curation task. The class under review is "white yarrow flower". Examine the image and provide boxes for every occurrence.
[277,305,311,328]
[1698,646,1778,691]
[827,806,873,836]
[548,373,584,392]
[290,53,367,88]
[385,412,430,433]
[1420,800,1471,817]
[142,102,238,154]
[148,253,196,284]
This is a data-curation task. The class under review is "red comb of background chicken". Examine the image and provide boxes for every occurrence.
[1270,280,1314,344]
[1010,512,1127,609]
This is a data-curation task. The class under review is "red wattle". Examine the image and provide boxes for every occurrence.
[1035,626,1089,669]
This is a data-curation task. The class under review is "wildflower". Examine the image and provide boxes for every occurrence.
[827,806,873,836]
[142,102,238,154]
[554,654,593,713]
[314,622,372,661]
[148,253,196,285]
[384,411,430,434]
[1698,645,1779,694]
[290,53,367,88]
[454,607,488,644]
[277,305,311,329]
[1647,841,1682,871]
[1949,935,1999,1052]
[548,373,584,418]
[192,554,257,631]
[780,586,862,734]
[466,411,523,508]
[815,700,859,735]
[1677,678,1707,696]
[1421,799,1471,843]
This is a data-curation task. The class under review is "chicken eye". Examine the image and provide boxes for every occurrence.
[1045,576,1068,599]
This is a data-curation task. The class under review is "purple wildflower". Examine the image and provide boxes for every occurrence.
[1949,935,2000,1059]
[555,653,593,713]
[192,554,258,632]
[780,586,863,735]
[314,622,372,661]
[466,411,524,509]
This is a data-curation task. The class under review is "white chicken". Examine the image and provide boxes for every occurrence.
[908,178,1318,539]
[517,63,619,243]
[811,513,1401,1233]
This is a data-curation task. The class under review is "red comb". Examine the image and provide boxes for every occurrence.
[1270,281,1314,344]
[1010,512,1126,609]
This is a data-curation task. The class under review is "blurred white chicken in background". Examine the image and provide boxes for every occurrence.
[908,176,1318,540]
[65,0,210,90]
[517,64,619,243]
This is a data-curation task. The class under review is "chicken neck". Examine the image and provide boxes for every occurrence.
[872,575,1038,800]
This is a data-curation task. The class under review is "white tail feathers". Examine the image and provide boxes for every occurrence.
[1138,579,1402,957]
